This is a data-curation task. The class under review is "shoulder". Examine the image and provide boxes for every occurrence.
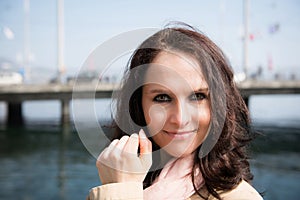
[220,180,263,200]
[189,180,263,200]
[87,182,143,200]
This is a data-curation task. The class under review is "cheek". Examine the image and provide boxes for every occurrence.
[201,110,211,124]
[194,107,211,129]
[143,104,167,135]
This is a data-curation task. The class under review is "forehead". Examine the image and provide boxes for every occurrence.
[144,51,208,92]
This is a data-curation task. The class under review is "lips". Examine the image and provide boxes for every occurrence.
[163,129,197,140]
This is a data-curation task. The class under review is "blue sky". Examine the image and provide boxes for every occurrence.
[0,0,300,81]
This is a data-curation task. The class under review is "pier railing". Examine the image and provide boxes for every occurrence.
[1,80,300,125]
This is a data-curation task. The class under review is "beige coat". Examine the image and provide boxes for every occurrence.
[87,180,263,200]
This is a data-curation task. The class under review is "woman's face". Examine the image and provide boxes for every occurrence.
[142,51,211,157]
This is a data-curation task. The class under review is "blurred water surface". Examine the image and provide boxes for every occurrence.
[0,95,299,200]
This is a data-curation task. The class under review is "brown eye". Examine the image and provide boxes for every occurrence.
[189,92,207,101]
[153,94,172,102]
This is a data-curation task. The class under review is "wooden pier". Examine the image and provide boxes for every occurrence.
[1,80,300,125]
[237,80,300,106]
[0,83,117,125]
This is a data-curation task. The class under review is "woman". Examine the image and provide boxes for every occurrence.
[87,24,262,200]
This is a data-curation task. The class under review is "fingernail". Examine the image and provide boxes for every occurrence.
[131,133,138,138]
[139,129,147,139]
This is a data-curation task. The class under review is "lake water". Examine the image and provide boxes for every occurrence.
[0,95,299,200]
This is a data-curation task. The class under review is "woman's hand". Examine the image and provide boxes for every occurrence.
[96,129,152,184]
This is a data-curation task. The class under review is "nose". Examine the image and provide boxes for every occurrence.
[168,99,190,128]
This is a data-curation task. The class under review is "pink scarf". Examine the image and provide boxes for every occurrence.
[144,154,204,200]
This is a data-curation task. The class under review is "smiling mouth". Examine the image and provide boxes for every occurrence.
[163,129,197,139]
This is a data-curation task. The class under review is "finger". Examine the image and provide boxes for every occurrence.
[123,133,139,155]
[115,135,129,151]
[101,139,119,156]
[97,139,119,163]
[109,139,119,148]
[139,129,152,155]
[99,137,129,169]
[111,139,119,145]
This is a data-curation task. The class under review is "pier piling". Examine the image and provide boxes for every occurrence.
[61,100,70,125]
[7,102,24,126]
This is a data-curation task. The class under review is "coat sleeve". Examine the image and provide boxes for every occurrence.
[189,180,263,200]
[86,182,143,200]
[220,180,263,200]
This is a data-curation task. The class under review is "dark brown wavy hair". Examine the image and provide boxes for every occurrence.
[111,23,254,199]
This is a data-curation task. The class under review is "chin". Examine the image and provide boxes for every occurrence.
[163,146,194,158]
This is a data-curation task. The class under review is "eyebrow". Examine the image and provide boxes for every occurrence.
[194,88,209,93]
[145,87,209,94]
[147,89,168,94]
